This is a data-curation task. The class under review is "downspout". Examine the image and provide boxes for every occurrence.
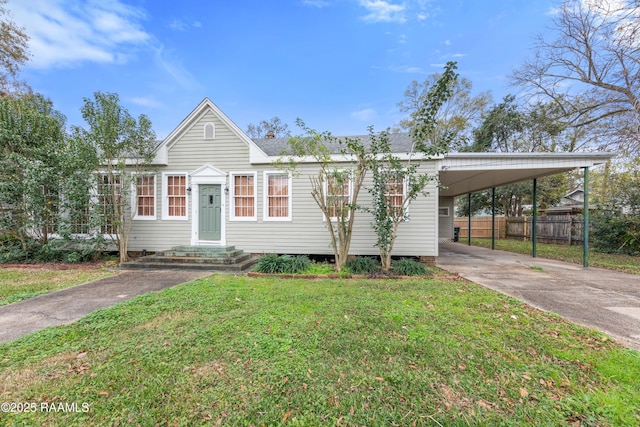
[532,178,537,258]
[491,187,496,250]
[468,192,472,246]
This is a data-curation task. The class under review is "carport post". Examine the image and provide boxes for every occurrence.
[468,193,472,246]
[583,167,589,268]
[491,187,496,250]
[532,178,537,258]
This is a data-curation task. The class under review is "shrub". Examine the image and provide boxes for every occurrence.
[591,209,640,255]
[392,258,429,276]
[346,256,380,274]
[254,254,311,274]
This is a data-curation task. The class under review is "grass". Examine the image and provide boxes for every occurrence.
[0,268,114,306]
[467,238,640,275]
[1,274,639,426]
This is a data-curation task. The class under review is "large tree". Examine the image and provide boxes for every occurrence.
[278,119,370,271]
[512,0,640,155]
[367,62,459,271]
[398,74,491,151]
[74,92,156,263]
[0,93,67,247]
[0,0,29,92]
[246,117,291,138]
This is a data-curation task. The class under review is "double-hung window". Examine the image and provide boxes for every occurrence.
[324,171,352,221]
[230,172,257,221]
[163,173,188,220]
[263,171,292,221]
[132,174,156,220]
[384,173,406,220]
[97,173,121,234]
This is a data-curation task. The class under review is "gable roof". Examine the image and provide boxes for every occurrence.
[252,133,415,156]
[152,98,268,165]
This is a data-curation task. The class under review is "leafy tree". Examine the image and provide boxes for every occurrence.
[366,62,458,271]
[74,92,156,263]
[398,75,491,151]
[246,117,291,138]
[0,93,68,247]
[512,0,640,155]
[277,119,371,271]
[0,0,29,92]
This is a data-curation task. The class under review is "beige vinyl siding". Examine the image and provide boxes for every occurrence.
[438,196,454,241]
[227,162,439,257]
[128,110,251,250]
[127,108,439,257]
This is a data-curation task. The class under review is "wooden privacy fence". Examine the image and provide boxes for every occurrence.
[454,216,507,239]
[454,215,584,245]
[506,215,584,245]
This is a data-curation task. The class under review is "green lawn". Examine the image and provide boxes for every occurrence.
[0,268,115,306]
[467,238,640,275]
[1,275,638,426]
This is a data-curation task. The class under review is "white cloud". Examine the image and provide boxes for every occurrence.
[153,45,200,91]
[359,0,407,23]
[301,0,330,7]
[131,97,162,108]
[351,108,377,121]
[9,0,150,69]
[169,19,189,31]
[390,65,425,73]
[169,19,202,31]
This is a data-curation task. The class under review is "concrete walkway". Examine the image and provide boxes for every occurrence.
[437,243,640,351]
[0,270,209,343]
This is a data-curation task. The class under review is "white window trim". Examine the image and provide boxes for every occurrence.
[229,171,258,221]
[162,172,189,220]
[263,171,293,222]
[131,172,157,220]
[382,169,409,221]
[204,122,215,140]
[323,170,353,222]
[438,207,450,217]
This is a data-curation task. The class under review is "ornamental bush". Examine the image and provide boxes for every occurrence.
[392,258,430,276]
[345,256,380,274]
[591,209,640,255]
[254,254,311,274]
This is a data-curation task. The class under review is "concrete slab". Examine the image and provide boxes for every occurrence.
[438,243,640,351]
[0,270,210,343]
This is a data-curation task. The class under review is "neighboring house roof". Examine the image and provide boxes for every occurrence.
[252,133,415,156]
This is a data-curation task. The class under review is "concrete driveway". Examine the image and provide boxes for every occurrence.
[0,270,209,343]
[437,243,640,352]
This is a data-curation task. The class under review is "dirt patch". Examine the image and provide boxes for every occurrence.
[0,350,91,399]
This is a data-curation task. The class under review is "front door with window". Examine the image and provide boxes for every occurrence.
[199,184,221,241]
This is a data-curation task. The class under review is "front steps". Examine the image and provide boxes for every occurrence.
[120,245,256,272]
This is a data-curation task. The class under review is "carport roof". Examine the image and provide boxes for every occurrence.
[438,152,615,197]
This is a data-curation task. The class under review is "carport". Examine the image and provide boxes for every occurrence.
[436,152,615,267]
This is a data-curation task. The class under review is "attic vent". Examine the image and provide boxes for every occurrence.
[204,122,215,140]
[266,131,275,138]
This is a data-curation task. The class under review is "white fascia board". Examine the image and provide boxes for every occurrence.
[251,152,445,165]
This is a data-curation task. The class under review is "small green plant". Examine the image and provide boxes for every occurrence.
[286,254,311,273]
[529,265,544,272]
[254,254,311,274]
[392,258,429,276]
[302,262,334,275]
[346,256,380,274]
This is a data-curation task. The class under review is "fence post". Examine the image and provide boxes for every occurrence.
[583,167,589,267]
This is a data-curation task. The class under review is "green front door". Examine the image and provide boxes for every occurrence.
[199,184,221,241]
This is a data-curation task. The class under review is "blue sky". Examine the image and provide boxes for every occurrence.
[9,0,558,139]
